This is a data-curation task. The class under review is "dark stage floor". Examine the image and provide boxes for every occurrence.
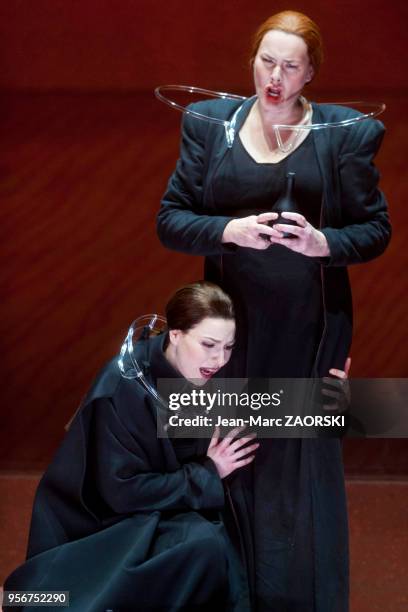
[0,473,407,611]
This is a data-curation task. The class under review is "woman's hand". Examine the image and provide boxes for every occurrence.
[328,356,351,382]
[207,426,259,479]
[322,357,351,411]
[222,213,279,249]
[270,212,331,257]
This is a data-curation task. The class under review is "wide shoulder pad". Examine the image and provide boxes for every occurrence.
[313,102,385,155]
[185,97,246,123]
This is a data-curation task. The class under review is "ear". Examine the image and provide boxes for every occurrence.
[306,64,314,83]
[168,329,182,347]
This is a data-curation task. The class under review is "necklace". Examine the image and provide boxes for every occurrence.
[272,96,312,154]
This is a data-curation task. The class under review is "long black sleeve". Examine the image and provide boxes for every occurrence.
[91,397,225,515]
[320,118,391,266]
[157,104,234,255]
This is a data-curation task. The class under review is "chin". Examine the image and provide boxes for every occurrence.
[183,372,207,386]
[192,377,207,387]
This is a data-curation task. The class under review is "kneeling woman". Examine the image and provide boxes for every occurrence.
[4,282,255,612]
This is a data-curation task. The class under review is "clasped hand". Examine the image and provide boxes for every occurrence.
[222,212,330,257]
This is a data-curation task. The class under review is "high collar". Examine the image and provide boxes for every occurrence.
[142,332,180,383]
[144,333,209,397]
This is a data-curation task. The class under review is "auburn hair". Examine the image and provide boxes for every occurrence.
[165,281,234,331]
[249,10,323,76]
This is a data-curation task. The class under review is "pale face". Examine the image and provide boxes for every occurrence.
[253,29,314,109]
[165,317,236,385]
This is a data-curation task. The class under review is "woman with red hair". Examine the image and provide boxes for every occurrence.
[158,10,390,611]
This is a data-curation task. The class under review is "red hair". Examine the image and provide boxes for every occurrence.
[249,10,323,76]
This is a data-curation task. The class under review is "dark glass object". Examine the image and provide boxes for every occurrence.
[270,172,300,239]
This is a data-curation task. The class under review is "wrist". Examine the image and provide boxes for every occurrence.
[221,220,236,244]
[317,231,330,257]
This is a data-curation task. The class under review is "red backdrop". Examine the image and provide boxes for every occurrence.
[0,0,406,92]
[0,0,407,471]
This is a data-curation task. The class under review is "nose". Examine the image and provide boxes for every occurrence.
[270,64,281,82]
[212,350,226,369]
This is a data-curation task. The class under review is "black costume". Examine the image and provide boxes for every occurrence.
[4,334,250,612]
[211,131,323,378]
[157,97,391,611]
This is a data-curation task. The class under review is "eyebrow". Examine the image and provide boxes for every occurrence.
[262,53,299,63]
[202,336,235,344]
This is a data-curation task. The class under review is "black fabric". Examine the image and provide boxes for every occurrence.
[213,132,321,225]
[211,134,325,609]
[157,97,391,612]
[212,132,323,378]
[4,335,250,612]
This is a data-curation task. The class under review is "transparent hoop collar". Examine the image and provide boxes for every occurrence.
[154,84,386,148]
[118,314,168,408]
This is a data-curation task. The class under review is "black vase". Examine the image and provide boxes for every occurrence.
[270,172,300,239]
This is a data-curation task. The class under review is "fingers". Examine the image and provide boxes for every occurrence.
[322,376,350,412]
[218,425,247,451]
[269,236,302,250]
[232,214,285,249]
[223,425,247,438]
[328,368,347,380]
[219,428,258,455]
[344,356,352,377]
[280,211,307,226]
[323,375,348,390]
[257,212,279,223]
[228,432,257,452]
[233,442,260,460]
[322,387,343,400]
[209,427,260,478]
[254,223,279,238]
[231,213,316,252]
[265,226,286,240]
[273,223,303,237]
[208,426,220,448]
[232,455,256,469]
[253,236,273,250]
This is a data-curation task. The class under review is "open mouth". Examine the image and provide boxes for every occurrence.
[199,367,219,379]
[265,85,282,101]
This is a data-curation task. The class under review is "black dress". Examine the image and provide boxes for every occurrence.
[212,132,323,378]
[213,133,324,611]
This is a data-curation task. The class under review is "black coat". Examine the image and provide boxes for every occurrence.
[156,97,391,612]
[4,334,250,612]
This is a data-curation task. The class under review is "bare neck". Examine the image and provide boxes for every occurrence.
[255,97,304,134]
[243,97,307,154]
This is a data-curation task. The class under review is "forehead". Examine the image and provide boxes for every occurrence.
[189,317,235,341]
[258,29,309,61]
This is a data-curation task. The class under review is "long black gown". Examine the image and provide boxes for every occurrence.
[213,133,325,611]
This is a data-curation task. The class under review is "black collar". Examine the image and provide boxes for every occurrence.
[144,333,180,383]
